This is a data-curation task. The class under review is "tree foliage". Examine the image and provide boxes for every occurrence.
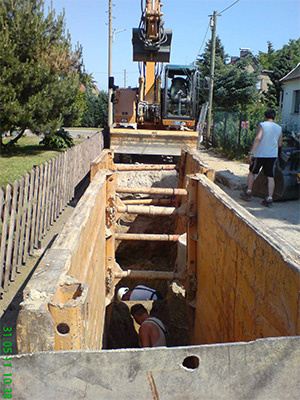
[80,89,108,128]
[214,56,259,111]
[197,36,259,112]
[197,35,299,157]
[0,0,83,150]
[39,128,74,149]
[197,36,228,78]
[256,41,275,70]
[257,39,300,107]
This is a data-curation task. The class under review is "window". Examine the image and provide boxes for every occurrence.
[293,90,300,114]
[256,79,262,90]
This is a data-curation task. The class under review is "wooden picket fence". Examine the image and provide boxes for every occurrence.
[0,132,103,292]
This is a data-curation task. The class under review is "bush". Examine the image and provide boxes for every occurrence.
[211,105,266,159]
[40,129,74,149]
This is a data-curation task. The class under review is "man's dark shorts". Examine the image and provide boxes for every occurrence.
[249,157,277,177]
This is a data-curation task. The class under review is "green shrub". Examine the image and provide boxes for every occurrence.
[40,129,74,149]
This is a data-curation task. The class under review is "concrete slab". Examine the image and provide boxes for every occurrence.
[2,336,299,399]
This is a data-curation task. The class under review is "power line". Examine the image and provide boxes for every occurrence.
[194,21,210,63]
[194,0,240,63]
[218,0,240,16]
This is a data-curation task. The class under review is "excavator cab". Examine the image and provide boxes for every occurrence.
[162,65,200,130]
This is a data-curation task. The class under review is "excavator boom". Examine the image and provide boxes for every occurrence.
[110,1,202,160]
[132,0,172,62]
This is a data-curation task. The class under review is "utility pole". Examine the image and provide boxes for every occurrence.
[108,0,113,127]
[124,69,127,88]
[206,10,217,148]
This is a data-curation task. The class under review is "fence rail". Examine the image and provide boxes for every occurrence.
[0,132,103,292]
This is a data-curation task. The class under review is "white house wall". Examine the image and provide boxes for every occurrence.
[281,79,300,133]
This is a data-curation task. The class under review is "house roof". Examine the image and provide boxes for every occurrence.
[279,63,300,82]
[79,83,100,95]
[230,48,259,67]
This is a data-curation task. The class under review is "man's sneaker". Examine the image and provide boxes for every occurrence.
[262,198,273,208]
[240,191,252,201]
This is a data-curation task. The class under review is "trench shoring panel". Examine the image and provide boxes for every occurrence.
[190,174,300,345]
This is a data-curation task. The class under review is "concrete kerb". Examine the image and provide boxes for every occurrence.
[2,336,300,399]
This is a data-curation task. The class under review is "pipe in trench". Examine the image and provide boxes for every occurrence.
[116,164,176,171]
[122,198,173,206]
[117,204,186,216]
[116,187,187,196]
[115,269,184,280]
[115,233,180,241]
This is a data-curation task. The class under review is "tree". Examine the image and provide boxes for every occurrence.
[258,39,300,107]
[257,41,275,71]
[0,0,83,151]
[64,89,88,128]
[196,36,228,110]
[214,56,259,111]
[212,56,259,157]
[197,37,260,154]
[94,91,108,128]
[81,89,108,128]
[197,36,228,78]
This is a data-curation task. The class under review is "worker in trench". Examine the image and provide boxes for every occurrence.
[131,303,170,347]
[117,285,163,301]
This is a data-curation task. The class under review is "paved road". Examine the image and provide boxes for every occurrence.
[24,128,101,139]
[64,128,100,138]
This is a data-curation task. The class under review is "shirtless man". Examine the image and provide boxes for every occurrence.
[130,304,168,348]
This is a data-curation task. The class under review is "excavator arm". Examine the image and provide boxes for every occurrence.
[144,0,163,41]
[110,1,199,158]
[133,0,172,62]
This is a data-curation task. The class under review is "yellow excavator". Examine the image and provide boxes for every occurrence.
[109,0,203,160]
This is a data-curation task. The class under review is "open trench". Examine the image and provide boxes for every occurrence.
[104,164,190,349]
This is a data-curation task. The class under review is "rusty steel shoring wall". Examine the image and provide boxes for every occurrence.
[0,133,103,293]
[16,147,214,353]
[14,147,300,398]
[16,149,110,353]
[177,148,300,344]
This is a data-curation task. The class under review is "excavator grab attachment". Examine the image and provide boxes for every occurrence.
[132,27,172,62]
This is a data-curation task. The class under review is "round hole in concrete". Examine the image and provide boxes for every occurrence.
[56,323,70,335]
[182,355,199,370]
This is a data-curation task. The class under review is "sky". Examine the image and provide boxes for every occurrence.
[45,0,300,91]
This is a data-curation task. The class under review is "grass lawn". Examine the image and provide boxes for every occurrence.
[0,135,84,188]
